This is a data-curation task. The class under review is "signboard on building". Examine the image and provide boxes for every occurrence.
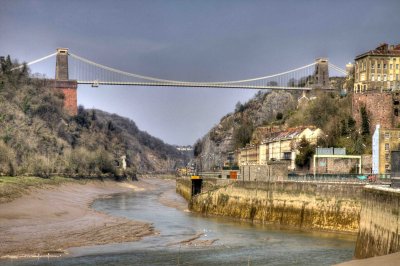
[316,147,346,155]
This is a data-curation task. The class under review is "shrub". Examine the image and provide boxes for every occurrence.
[32,155,54,178]
[0,141,16,176]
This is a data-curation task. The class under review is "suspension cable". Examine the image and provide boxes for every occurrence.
[69,52,317,85]
[328,63,347,75]
[10,52,57,71]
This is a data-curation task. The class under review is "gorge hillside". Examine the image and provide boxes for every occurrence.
[194,90,298,170]
[0,56,187,178]
[195,78,366,171]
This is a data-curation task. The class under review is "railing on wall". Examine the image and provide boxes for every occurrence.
[288,173,391,182]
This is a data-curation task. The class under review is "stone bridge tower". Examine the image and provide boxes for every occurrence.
[55,48,77,116]
[314,58,329,89]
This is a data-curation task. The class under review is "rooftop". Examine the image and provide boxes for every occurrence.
[262,126,320,143]
[355,43,400,60]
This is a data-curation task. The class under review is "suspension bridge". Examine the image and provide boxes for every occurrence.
[10,48,347,115]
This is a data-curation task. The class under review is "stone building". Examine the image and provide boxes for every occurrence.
[372,124,400,175]
[238,145,259,165]
[354,43,400,93]
[352,43,400,132]
[238,127,323,171]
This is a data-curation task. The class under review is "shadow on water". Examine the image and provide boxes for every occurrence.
[3,181,356,266]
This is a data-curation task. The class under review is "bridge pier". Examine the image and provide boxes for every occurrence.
[55,48,77,116]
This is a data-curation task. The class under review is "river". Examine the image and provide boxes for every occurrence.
[6,179,356,265]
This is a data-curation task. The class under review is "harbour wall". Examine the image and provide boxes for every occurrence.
[354,185,400,258]
[177,179,363,233]
[176,179,400,258]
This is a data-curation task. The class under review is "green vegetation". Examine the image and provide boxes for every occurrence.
[197,79,371,168]
[295,137,315,168]
[288,91,371,154]
[0,56,185,179]
[233,119,254,149]
[360,105,370,136]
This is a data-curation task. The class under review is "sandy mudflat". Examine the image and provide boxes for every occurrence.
[0,180,155,258]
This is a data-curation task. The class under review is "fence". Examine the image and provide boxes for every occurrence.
[288,173,391,183]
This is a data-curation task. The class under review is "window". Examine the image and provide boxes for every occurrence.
[378,74,381,81]
[397,64,399,70]
[385,143,390,151]
[385,164,390,172]
[397,74,399,81]
[386,153,390,162]
[390,74,393,81]
[384,64,387,69]
[390,64,393,70]
[378,63,381,69]
[371,63,375,69]
[361,73,365,81]
[363,63,366,71]
[283,152,291,160]
[385,132,390,139]
[384,74,387,81]
[371,74,375,81]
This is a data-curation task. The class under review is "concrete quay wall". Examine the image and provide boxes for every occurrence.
[354,186,400,258]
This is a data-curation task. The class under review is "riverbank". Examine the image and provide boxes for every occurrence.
[0,177,155,259]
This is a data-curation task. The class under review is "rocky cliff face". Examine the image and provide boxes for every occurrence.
[196,91,297,170]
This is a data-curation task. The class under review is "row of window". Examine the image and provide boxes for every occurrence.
[384,142,400,152]
[371,74,400,81]
[370,63,399,70]
[383,132,400,139]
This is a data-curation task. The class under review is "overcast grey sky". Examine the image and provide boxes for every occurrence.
[1,0,399,145]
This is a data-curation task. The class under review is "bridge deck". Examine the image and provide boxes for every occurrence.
[77,81,315,90]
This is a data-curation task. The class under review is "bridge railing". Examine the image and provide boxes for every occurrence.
[288,173,391,183]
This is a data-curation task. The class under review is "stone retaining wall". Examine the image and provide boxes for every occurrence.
[354,186,400,258]
[177,179,363,233]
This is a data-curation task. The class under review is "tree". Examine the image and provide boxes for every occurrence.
[305,93,338,128]
[295,137,315,168]
[233,120,254,149]
[348,117,356,133]
[287,78,297,87]
[193,139,202,157]
[1,55,12,74]
[360,106,370,136]
[267,81,278,87]
[235,101,245,113]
